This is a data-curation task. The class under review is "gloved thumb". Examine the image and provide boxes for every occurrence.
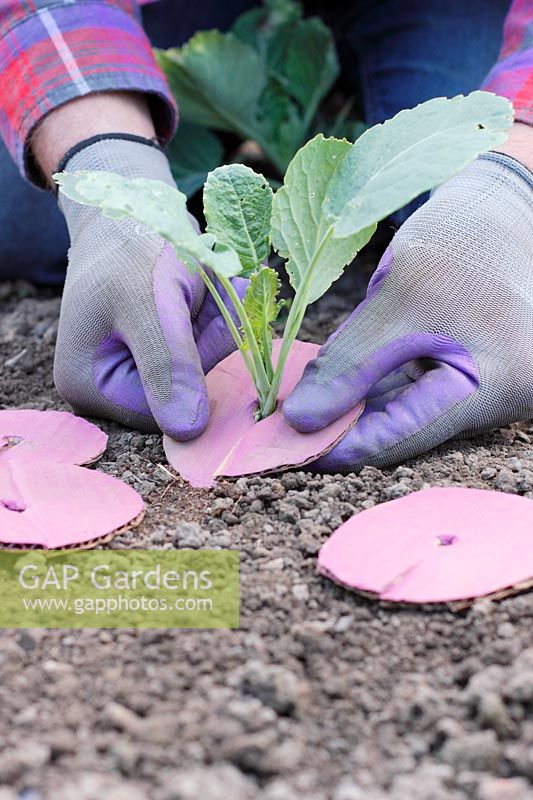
[283,326,475,434]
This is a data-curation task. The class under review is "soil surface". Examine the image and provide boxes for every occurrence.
[0,252,533,800]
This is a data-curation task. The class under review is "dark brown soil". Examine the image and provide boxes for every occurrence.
[0,265,532,800]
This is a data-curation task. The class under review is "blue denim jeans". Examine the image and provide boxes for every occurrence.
[0,0,509,283]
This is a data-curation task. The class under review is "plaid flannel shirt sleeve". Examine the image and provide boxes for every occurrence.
[0,0,176,181]
[482,0,533,124]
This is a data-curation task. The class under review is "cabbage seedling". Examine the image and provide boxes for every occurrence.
[55,92,513,423]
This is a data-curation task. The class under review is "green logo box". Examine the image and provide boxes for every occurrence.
[0,550,240,629]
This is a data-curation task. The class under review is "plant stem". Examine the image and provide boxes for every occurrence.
[259,227,334,419]
[217,274,272,404]
[198,268,256,381]
[259,300,304,419]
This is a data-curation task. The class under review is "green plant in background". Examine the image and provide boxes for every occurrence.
[55,92,513,421]
[156,0,343,194]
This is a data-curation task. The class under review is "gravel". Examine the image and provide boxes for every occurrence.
[0,265,532,799]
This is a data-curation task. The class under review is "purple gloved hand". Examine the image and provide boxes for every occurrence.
[283,153,533,471]
[55,137,246,439]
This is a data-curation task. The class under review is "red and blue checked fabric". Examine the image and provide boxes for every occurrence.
[482,0,533,125]
[0,1,176,179]
[0,1,531,183]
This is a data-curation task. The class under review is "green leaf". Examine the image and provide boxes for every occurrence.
[54,171,242,278]
[234,0,338,120]
[256,80,303,172]
[232,0,300,55]
[280,17,339,124]
[242,267,283,362]
[167,122,223,198]
[231,7,265,51]
[203,164,273,275]
[326,91,514,238]
[234,1,339,152]
[157,2,340,174]
[271,135,376,305]
[156,32,267,135]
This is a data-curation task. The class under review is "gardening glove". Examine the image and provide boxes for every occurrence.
[283,152,533,471]
[55,137,246,438]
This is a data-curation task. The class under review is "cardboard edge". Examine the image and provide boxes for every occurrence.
[317,562,533,611]
[0,509,145,553]
[78,444,108,468]
[162,434,217,489]
[0,410,109,467]
[216,399,366,482]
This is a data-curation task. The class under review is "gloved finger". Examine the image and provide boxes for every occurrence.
[364,379,413,413]
[312,360,478,473]
[92,334,153,418]
[54,269,162,431]
[124,245,210,440]
[365,366,415,404]
[56,331,161,433]
[193,276,249,373]
[283,332,477,434]
[363,362,434,412]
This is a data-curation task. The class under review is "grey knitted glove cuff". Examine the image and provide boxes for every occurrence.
[481,150,533,189]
